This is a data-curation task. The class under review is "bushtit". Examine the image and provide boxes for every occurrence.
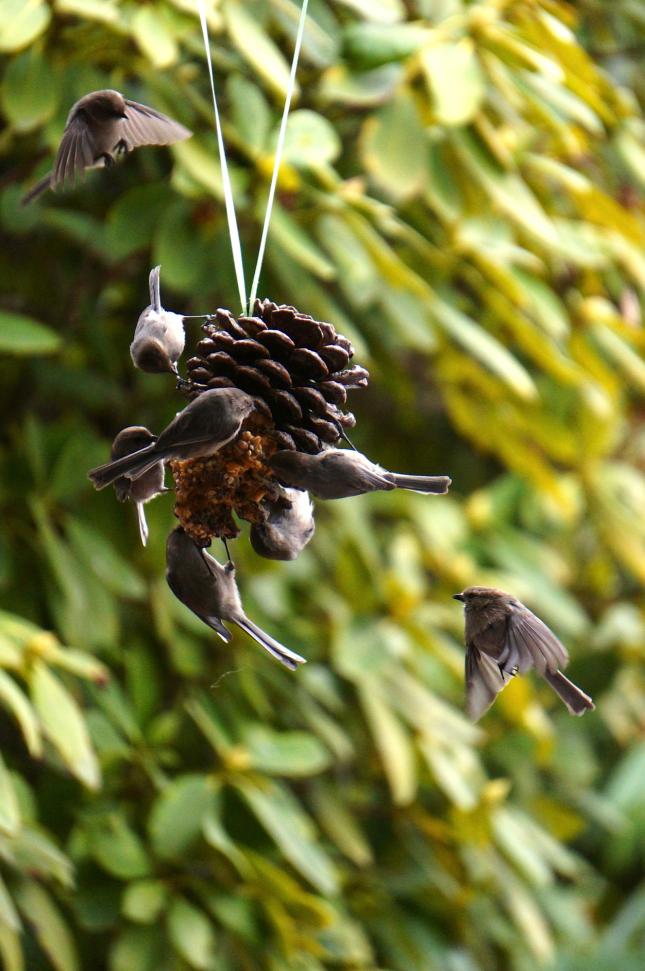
[88,388,254,491]
[22,89,191,204]
[269,448,451,500]
[130,266,185,376]
[166,528,306,670]
[453,587,595,720]
[250,488,315,561]
[110,426,167,546]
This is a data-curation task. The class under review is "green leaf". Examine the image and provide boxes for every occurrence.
[225,0,295,98]
[0,924,24,971]
[422,40,485,125]
[149,775,214,860]
[280,110,341,168]
[30,662,100,790]
[0,871,21,931]
[234,777,339,895]
[167,898,217,971]
[1,49,59,131]
[263,204,335,279]
[66,518,146,601]
[0,671,42,757]
[110,925,167,971]
[15,881,79,971]
[360,90,427,199]
[0,751,21,836]
[0,312,62,355]
[336,0,404,25]
[343,22,429,68]
[122,880,167,924]
[104,184,168,260]
[227,74,271,157]
[359,684,417,806]
[89,815,151,879]
[131,7,178,68]
[54,0,119,22]
[242,725,331,776]
[0,0,51,52]
[433,297,538,399]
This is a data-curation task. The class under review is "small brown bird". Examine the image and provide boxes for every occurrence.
[110,426,168,546]
[130,266,185,376]
[250,488,315,561]
[269,448,451,500]
[88,388,254,491]
[22,89,191,204]
[166,528,306,669]
[453,587,595,721]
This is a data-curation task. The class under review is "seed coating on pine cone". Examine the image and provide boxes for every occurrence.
[172,300,368,542]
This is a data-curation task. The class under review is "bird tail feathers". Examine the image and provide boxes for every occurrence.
[135,502,149,547]
[149,265,161,312]
[88,444,159,491]
[543,670,595,716]
[236,618,305,671]
[22,173,53,206]
[388,473,451,495]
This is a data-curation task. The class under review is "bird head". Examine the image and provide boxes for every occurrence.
[133,338,176,375]
[453,586,515,609]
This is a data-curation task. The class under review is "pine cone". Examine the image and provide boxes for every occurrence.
[184,300,367,454]
[172,301,368,544]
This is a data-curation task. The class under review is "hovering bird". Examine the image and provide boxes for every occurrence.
[110,426,167,547]
[453,586,595,721]
[88,388,255,491]
[269,447,451,500]
[130,266,185,376]
[250,488,315,561]
[166,528,306,670]
[22,89,191,204]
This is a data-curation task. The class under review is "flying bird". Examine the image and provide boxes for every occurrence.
[453,586,595,721]
[22,89,191,204]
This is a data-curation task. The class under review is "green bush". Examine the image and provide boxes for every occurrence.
[1,1,645,969]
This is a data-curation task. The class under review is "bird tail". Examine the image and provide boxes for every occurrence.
[135,502,149,547]
[149,265,161,312]
[388,473,452,495]
[543,670,595,716]
[21,173,53,206]
[88,444,159,491]
[205,617,232,644]
[235,618,306,671]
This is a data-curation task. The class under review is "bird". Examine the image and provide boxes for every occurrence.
[453,586,595,721]
[88,388,255,491]
[250,488,315,561]
[269,447,451,500]
[165,527,306,670]
[130,266,185,376]
[22,89,191,204]
[110,426,168,547]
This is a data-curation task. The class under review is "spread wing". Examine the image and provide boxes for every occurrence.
[122,100,192,148]
[52,117,95,189]
[504,606,568,675]
[465,645,511,721]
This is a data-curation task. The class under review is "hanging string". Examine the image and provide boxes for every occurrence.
[248,0,309,314]
[196,0,309,315]
[196,0,247,311]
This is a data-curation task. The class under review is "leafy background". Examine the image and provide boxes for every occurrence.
[1,0,645,969]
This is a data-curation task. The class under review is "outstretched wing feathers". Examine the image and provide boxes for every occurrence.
[465,646,510,721]
[506,607,568,675]
[123,100,192,147]
[53,118,94,188]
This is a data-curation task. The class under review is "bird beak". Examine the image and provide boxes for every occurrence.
[452,593,465,602]
[119,111,128,119]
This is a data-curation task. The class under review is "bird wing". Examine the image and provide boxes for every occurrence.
[52,116,95,188]
[122,100,192,148]
[505,606,569,675]
[166,571,232,643]
[465,644,510,721]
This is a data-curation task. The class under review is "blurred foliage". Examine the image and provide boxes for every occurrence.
[1,0,645,969]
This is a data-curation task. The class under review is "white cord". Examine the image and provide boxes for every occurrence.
[248,0,309,314]
[196,0,247,311]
